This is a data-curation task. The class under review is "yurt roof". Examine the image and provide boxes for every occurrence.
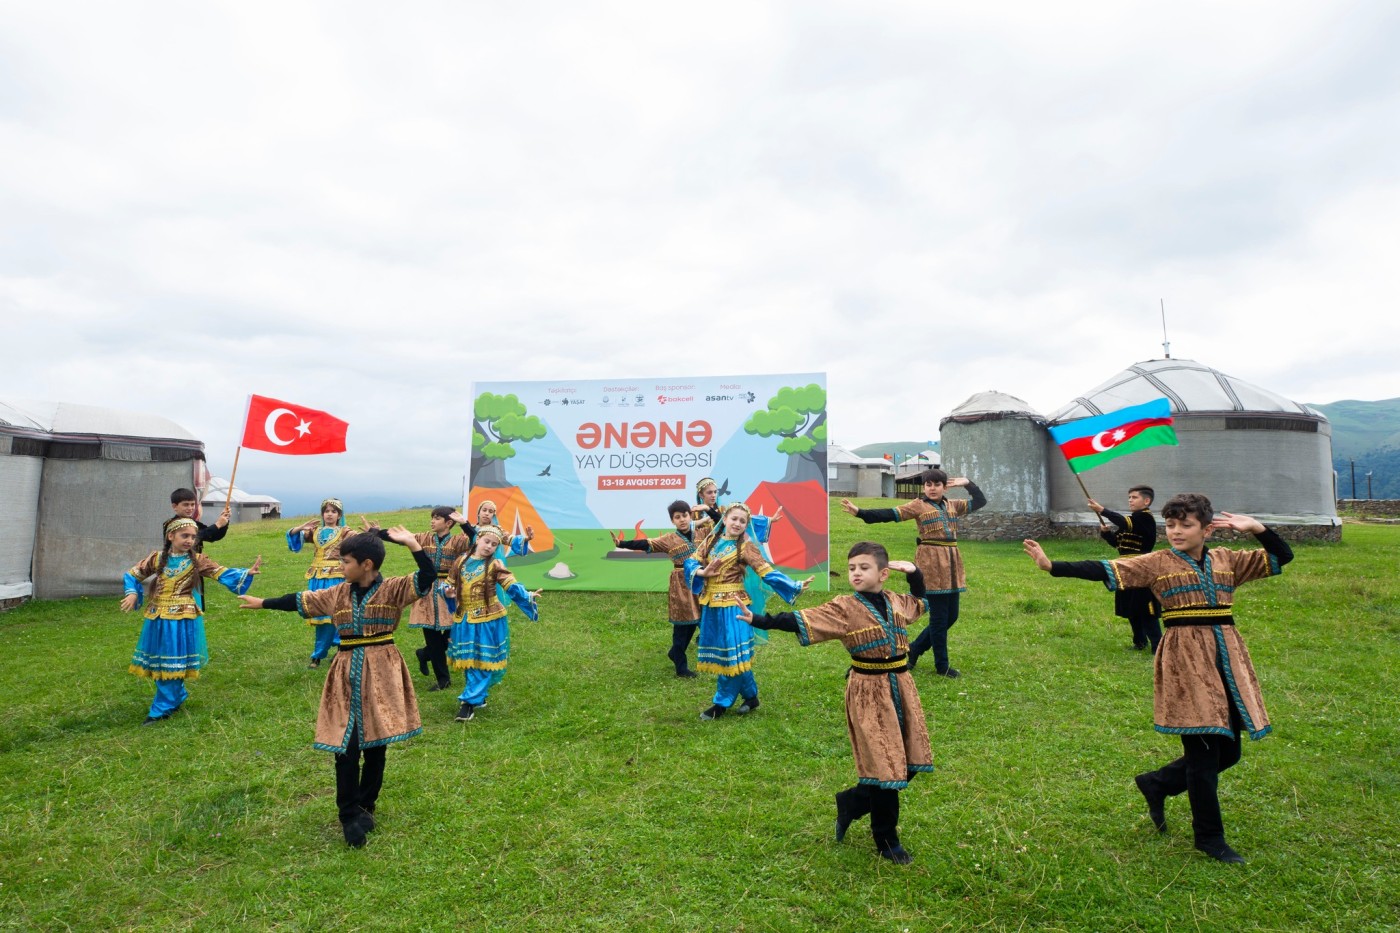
[828,444,893,468]
[942,390,1045,427]
[1046,359,1324,423]
[0,398,202,445]
[202,476,281,506]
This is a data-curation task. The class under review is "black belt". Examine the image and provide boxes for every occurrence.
[849,654,908,675]
[916,539,958,547]
[1162,609,1235,627]
[336,633,395,649]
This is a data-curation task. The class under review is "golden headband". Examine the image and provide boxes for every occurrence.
[477,499,498,515]
[165,517,198,535]
[321,498,344,513]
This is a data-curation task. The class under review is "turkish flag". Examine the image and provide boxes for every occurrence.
[240,395,349,455]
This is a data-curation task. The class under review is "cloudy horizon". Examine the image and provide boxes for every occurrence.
[5,1,1398,515]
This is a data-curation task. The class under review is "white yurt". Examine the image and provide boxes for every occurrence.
[0,399,206,603]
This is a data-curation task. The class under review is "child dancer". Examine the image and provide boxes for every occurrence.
[238,527,435,847]
[287,498,349,667]
[741,542,931,864]
[611,499,713,678]
[121,517,261,723]
[366,508,474,692]
[1088,485,1161,652]
[842,468,986,677]
[444,527,541,721]
[473,499,533,562]
[1023,494,1293,864]
[686,502,810,720]
[166,487,230,554]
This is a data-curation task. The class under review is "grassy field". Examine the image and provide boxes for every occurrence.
[1,504,1397,931]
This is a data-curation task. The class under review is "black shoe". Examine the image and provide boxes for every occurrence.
[308,657,321,668]
[675,669,698,679]
[141,712,172,726]
[416,648,430,677]
[1196,840,1245,864]
[342,818,369,848]
[878,845,914,865]
[1130,642,1147,651]
[1134,772,1167,832]
[455,702,476,722]
[735,696,760,715]
[356,808,376,834]
[834,793,852,842]
[428,678,452,692]
[936,667,960,679]
[700,704,726,720]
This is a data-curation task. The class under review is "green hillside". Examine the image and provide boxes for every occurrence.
[1309,398,1400,499]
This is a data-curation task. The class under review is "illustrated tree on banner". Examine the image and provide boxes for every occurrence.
[468,392,554,555]
[741,383,828,571]
[471,392,547,488]
[744,383,828,483]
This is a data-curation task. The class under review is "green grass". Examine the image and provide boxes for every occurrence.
[1,504,1397,931]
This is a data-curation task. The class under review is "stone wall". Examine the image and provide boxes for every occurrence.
[1337,499,1400,518]
[957,511,1052,540]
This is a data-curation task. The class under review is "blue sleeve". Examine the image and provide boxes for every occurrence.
[760,569,804,605]
[504,581,539,621]
[509,535,530,557]
[285,528,304,553]
[123,571,144,610]
[747,515,771,544]
[216,566,257,596]
[684,557,705,595]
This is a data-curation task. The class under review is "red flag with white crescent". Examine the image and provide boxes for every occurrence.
[240,395,349,455]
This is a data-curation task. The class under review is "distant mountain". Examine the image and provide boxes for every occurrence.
[1308,398,1400,499]
[851,441,939,461]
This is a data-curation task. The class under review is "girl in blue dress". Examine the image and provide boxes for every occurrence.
[121,517,261,723]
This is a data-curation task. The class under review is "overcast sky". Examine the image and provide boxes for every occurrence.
[4,1,1398,515]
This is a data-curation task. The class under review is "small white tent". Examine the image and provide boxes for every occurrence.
[0,399,206,603]
[201,476,281,524]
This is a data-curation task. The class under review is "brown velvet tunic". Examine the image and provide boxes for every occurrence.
[1103,546,1283,739]
[405,531,473,631]
[642,519,711,623]
[794,592,934,788]
[296,572,428,752]
[894,498,971,594]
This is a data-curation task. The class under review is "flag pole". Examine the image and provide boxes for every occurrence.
[225,445,245,509]
[1070,469,1109,528]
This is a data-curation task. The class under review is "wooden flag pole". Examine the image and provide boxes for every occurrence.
[1070,470,1109,527]
[225,442,245,509]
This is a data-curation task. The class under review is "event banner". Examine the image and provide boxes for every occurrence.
[465,373,829,592]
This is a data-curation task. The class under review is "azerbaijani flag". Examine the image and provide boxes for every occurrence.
[1048,398,1177,474]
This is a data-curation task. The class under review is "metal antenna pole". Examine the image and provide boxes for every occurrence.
[1160,299,1171,359]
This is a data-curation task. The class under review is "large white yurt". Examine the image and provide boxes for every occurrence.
[1044,359,1338,538]
[0,399,207,603]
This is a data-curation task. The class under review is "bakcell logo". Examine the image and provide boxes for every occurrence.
[658,395,694,405]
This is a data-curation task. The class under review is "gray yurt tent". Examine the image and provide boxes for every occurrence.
[1045,359,1339,539]
[0,399,207,603]
[940,391,1051,539]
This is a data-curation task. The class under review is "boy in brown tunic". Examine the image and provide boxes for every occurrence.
[240,527,435,847]
[1023,493,1293,865]
[843,467,985,677]
[741,541,932,864]
[611,499,713,678]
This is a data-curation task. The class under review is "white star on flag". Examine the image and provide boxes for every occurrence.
[1111,428,1126,442]
[295,420,312,437]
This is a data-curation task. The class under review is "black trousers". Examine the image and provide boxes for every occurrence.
[334,731,387,824]
[668,624,697,673]
[836,784,902,850]
[1129,612,1162,652]
[909,593,959,672]
[1142,704,1245,845]
[421,628,451,682]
